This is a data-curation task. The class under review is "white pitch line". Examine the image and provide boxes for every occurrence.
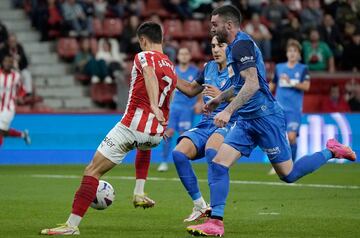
[30,174,360,190]
[258,212,280,215]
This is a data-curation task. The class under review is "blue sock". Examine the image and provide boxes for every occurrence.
[281,149,333,183]
[162,137,172,162]
[209,162,229,218]
[290,143,297,162]
[205,148,217,186]
[172,150,201,200]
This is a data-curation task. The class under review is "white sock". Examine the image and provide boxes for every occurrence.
[193,196,207,209]
[134,179,146,195]
[66,213,82,227]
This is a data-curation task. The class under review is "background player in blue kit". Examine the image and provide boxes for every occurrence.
[158,47,199,172]
[269,39,310,172]
[187,5,356,237]
[173,34,238,222]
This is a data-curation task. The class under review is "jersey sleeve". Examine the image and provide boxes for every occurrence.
[272,65,279,84]
[301,65,310,82]
[231,40,257,72]
[195,68,205,85]
[135,52,155,70]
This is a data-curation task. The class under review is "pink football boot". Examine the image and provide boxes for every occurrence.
[187,218,224,237]
[326,139,356,161]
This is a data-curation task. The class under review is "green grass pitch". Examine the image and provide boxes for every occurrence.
[0,164,359,237]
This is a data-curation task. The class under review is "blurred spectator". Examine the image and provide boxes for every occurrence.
[231,0,255,21]
[335,0,359,30]
[343,21,358,45]
[39,0,64,41]
[93,0,107,20]
[318,14,343,61]
[245,13,272,60]
[0,33,33,95]
[189,0,213,16]
[126,0,144,16]
[120,15,141,55]
[302,28,335,72]
[300,0,323,32]
[262,0,288,61]
[74,38,108,83]
[162,0,192,19]
[320,85,350,112]
[107,0,126,18]
[261,0,288,31]
[348,83,360,112]
[284,0,302,12]
[0,20,8,49]
[279,17,303,61]
[342,29,360,72]
[96,38,123,83]
[62,0,92,36]
[80,0,95,20]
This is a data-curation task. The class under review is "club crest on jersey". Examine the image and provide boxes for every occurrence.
[227,65,235,78]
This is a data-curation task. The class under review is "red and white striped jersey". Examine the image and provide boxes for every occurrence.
[121,51,177,136]
[0,69,22,112]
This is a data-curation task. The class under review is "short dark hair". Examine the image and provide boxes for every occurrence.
[136,21,163,44]
[211,5,242,26]
[212,33,227,44]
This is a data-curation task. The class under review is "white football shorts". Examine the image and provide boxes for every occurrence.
[97,122,162,164]
[0,110,15,131]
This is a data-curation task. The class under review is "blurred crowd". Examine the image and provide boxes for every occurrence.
[2,0,359,111]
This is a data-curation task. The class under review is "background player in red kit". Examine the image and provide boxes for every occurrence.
[40,21,177,235]
[0,54,30,147]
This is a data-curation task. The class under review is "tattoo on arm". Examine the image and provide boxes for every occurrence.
[218,86,235,102]
[224,67,260,114]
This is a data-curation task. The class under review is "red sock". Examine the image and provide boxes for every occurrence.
[135,149,151,179]
[71,176,99,217]
[8,128,22,137]
[0,136,3,146]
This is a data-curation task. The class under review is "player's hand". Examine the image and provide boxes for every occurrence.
[193,101,204,114]
[213,110,231,128]
[163,128,174,142]
[151,105,167,126]
[202,84,222,98]
[203,96,221,115]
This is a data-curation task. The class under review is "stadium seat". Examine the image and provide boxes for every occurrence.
[75,73,90,84]
[57,38,79,59]
[183,20,208,39]
[90,82,117,104]
[103,18,123,37]
[163,19,184,39]
[92,18,103,37]
[180,40,204,61]
[142,0,171,18]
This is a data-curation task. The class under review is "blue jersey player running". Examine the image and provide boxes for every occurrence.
[158,47,199,172]
[271,39,310,162]
[174,34,238,222]
[187,5,356,237]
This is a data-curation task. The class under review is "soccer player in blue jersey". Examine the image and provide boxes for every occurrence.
[187,5,356,237]
[158,47,199,172]
[173,34,238,222]
[272,39,310,162]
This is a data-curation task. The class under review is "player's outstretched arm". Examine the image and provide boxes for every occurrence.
[143,66,166,125]
[294,80,310,91]
[203,86,235,115]
[176,78,203,97]
[224,67,259,115]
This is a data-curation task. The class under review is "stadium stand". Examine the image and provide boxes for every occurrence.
[1,0,359,113]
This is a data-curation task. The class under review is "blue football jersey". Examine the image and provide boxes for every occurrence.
[226,31,281,119]
[196,60,238,122]
[171,64,199,109]
[273,63,310,112]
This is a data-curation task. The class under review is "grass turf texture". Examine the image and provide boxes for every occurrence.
[0,164,359,238]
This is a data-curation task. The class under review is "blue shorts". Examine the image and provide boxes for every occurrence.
[168,106,193,132]
[284,111,301,134]
[178,120,233,159]
[224,112,291,163]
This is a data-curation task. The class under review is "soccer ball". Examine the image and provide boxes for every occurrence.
[90,180,115,210]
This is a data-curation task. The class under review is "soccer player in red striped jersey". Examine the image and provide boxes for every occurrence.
[40,21,177,236]
[0,54,31,146]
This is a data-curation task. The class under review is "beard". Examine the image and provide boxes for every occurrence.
[211,26,229,44]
